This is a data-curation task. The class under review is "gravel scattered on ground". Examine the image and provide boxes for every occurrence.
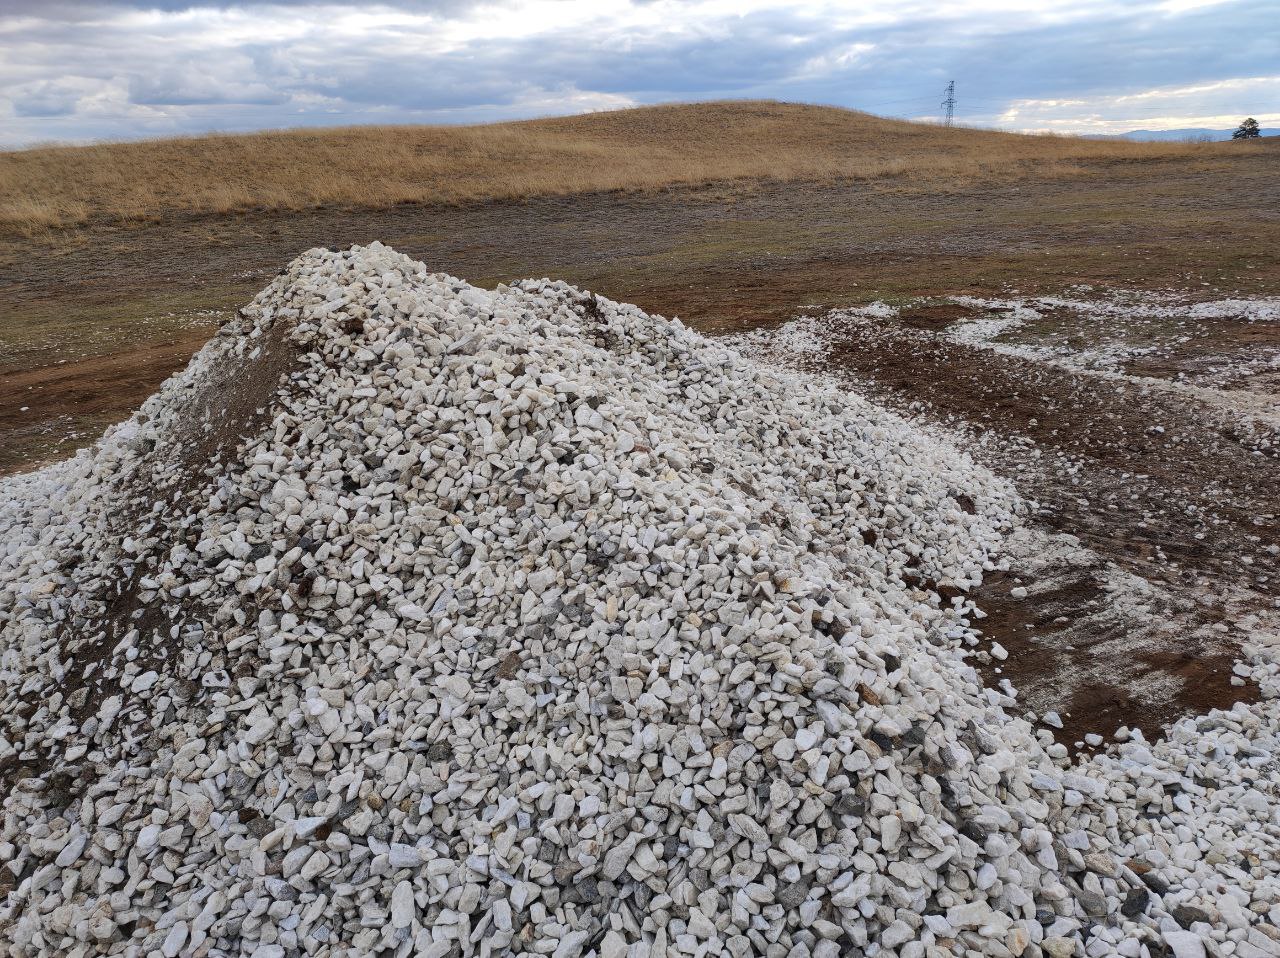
[944,292,1280,426]
[732,296,1280,740]
[2,244,1278,957]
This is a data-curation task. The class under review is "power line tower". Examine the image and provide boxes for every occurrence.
[941,80,955,126]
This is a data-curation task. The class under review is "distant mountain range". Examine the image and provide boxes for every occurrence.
[1085,127,1279,142]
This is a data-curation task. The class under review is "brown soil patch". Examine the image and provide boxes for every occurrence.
[793,313,1276,747]
[1122,316,1280,386]
[819,325,1279,584]
[0,319,303,791]
[0,329,213,473]
[970,569,1257,749]
[896,302,982,332]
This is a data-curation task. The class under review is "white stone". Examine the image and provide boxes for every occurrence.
[0,244,1274,958]
[391,880,415,928]
[1162,933,1207,958]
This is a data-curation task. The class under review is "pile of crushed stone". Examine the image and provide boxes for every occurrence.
[1,243,1278,958]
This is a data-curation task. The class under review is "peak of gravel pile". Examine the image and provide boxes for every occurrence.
[2,243,1279,958]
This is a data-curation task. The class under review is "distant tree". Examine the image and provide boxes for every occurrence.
[1232,118,1261,139]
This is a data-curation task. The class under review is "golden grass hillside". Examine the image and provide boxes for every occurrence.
[0,100,1261,237]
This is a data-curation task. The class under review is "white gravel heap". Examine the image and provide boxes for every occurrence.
[1,244,1278,958]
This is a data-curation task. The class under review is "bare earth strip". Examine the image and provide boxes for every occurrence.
[4,162,1279,471]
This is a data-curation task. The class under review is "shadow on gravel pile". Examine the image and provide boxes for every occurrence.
[0,318,303,796]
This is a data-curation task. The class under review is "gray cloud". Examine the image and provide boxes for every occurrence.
[1,0,1277,146]
[9,80,84,117]
[4,0,464,12]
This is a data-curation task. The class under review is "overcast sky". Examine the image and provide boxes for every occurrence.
[1,0,1276,147]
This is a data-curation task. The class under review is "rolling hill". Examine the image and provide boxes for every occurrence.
[0,100,1263,237]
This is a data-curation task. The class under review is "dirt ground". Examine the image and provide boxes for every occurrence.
[3,159,1279,745]
[5,165,1280,473]
[759,300,1278,748]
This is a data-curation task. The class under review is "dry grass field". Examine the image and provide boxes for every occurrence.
[0,100,1262,237]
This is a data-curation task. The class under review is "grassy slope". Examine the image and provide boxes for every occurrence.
[0,100,1260,237]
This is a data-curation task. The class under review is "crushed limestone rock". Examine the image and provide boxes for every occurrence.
[1,243,1278,957]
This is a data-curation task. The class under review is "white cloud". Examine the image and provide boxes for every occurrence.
[985,74,1280,134]
[793,42,876,79]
